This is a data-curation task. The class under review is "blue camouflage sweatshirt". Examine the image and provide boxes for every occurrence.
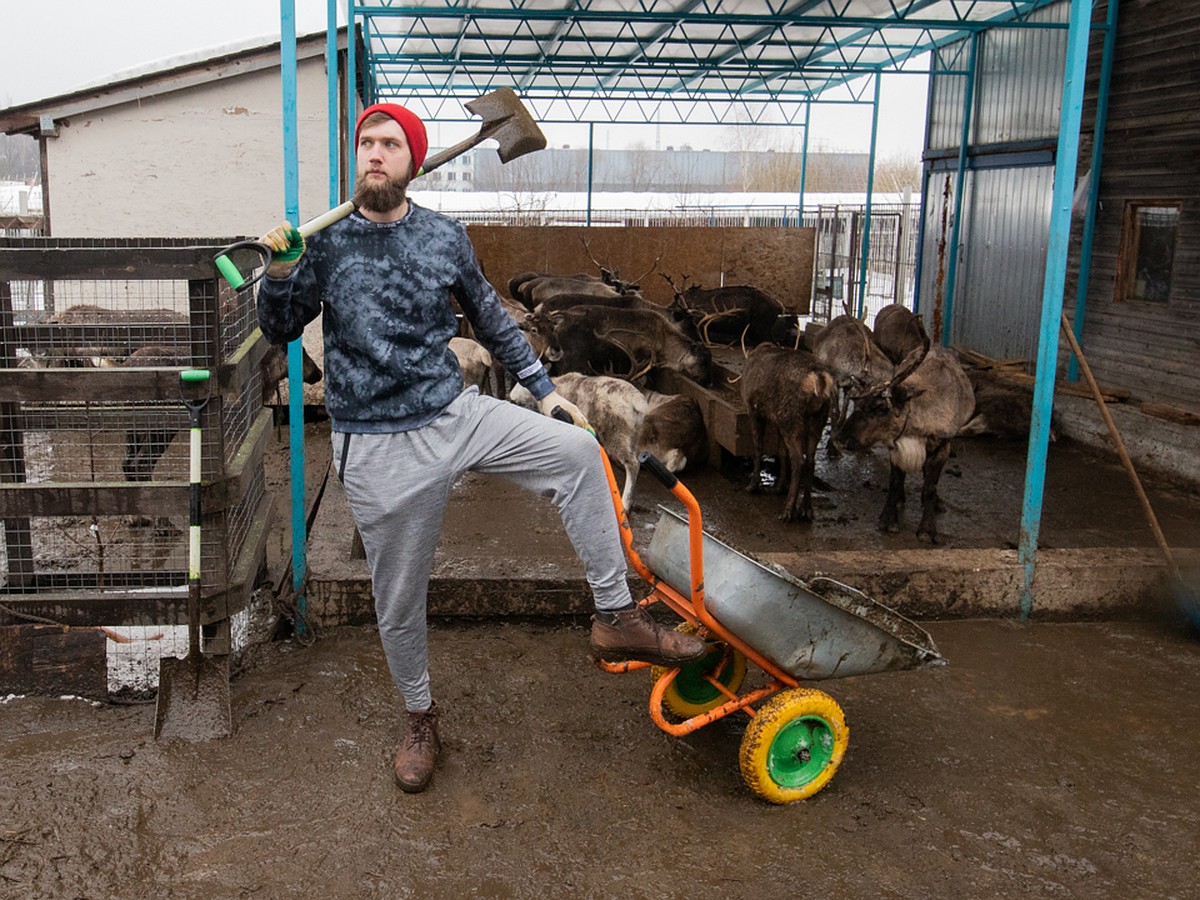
[256,203,554,433]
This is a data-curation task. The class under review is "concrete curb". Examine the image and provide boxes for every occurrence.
[302,428,1199,626]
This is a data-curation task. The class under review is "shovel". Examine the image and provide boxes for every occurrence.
[154,369,232,741]
[215,86,547,291]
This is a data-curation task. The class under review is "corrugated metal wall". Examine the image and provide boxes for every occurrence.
[919,3,1067,361]
[920,0,1200,453]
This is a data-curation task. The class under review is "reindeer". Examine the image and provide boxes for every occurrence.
[811,314,896,455]
[533,306,712,386]
[872,304,928,364]
[739,344,838,523]
[838,342,975,544]
[449,336,495,396]
[579,235,662,297]
[510,372,649,510]
[531,291,674,320]
[640,390,708,474]
[661,274,786,348]
[509,272,623,311]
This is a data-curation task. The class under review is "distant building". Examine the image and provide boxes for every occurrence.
[469,145,870,194]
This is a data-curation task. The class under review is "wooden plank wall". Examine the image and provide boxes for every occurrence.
[1065,0,1200,414]
[466,225,815,314]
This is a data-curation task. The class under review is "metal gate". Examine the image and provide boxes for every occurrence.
[808,202,920,326]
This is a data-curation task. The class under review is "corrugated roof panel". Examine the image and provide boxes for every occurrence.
[356,0,1067,124]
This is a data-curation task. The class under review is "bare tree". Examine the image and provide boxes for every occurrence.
[872,152,921,195]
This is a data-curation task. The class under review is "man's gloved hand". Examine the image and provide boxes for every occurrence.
[538,390,588,428]
[259,221,306,279]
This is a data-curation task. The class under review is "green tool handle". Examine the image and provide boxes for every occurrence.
[214,201,357,291]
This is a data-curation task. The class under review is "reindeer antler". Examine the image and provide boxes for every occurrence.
[695,309,739,346]
[628,247,665,289]
[580,235,607,275]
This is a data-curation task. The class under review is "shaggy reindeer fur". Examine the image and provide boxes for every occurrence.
[811,314,895,453]
[449,336,495,396]
[839,345,975,543]
[510,372,649,510]
[872,304,929,364]
[640,391,708,474]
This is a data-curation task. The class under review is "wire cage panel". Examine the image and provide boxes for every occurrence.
[0,238,275,644]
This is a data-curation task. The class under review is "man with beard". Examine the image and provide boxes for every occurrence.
[255,103,704,794]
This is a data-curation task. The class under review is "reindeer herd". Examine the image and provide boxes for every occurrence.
[456,244,982,544]
[23,243,990,545]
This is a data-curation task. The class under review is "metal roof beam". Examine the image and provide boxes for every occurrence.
[355,6,1070,31]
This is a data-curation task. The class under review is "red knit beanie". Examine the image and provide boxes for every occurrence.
[355,103,429,177]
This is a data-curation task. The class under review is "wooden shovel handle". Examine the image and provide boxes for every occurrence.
[1059,313,1178,574]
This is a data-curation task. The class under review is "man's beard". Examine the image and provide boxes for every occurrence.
[353,169,411,214]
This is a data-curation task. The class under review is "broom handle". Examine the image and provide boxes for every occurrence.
[1059,314,1179,575]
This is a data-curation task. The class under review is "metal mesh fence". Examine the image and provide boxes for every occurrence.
[0,238,274,698]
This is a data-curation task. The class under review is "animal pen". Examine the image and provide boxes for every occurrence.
[0,237,275,696]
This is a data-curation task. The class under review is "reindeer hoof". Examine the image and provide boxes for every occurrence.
[917,528,940,545]
[880,519,901,534]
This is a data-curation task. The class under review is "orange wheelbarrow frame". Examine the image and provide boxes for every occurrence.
[593,446,800,737]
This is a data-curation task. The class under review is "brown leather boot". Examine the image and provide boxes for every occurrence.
[393,702,440,793]
[590,606,706,667]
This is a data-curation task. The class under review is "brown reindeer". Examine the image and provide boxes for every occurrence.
[838,343,975,544]
[872,304,928,364]
[533,306,712,386]
[740,344,837,523]
[661,274,786,348]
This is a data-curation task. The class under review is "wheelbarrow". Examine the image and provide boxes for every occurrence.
[593,448,946,803]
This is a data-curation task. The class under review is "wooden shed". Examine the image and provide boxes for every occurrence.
[918,0,1199,486]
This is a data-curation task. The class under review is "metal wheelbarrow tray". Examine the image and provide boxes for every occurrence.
[643,506,943,681]
[594,449,945,804]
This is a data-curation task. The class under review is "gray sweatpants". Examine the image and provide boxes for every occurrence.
[333,387,633,712]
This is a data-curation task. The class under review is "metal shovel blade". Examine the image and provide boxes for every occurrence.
[421,87,547,173]
[464,86,547,162]
[154,649,232,742]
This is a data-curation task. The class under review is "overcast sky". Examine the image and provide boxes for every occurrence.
[1,0,927,159]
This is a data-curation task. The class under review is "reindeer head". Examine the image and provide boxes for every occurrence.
[839,340,929,451]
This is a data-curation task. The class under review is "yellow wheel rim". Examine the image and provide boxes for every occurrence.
[739,688,848,803]
[650,622,747,718]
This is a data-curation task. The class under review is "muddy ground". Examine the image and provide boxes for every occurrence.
[2,615,1199,899]
[4,380,1200,898]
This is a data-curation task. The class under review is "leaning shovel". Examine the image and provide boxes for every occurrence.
[214,86,547,291]
[154,369,232,741]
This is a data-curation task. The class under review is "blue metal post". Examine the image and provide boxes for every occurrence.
[327,0,340,208]
[1068,0,1119,382]
[1018,0,1093,619]
[345,1,358,196]
[941,33,978,346]
[279,0,307,632]
[798,101,810,224]
[586,123,594,227]
[856,73,881,318]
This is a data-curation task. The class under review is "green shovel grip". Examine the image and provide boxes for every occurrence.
[215,253,245,290]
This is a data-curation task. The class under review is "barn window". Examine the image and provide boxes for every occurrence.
[1116,202,1180,303]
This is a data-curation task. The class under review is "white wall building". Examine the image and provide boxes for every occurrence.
[0,30,357,238]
